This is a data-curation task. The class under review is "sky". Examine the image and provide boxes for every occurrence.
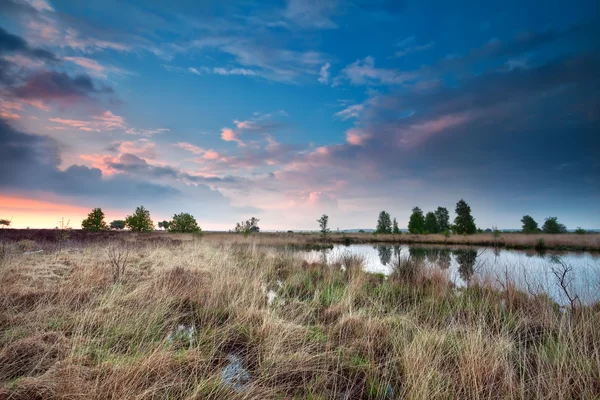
[0,0,599,230]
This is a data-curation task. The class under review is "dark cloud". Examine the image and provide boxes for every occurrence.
[0,118,179,203]
[0,26,58,61]
[10,71,113,103]
[283,51,600,204]
[0,28,111,106]
[438,22,599,73]
[0,0,38,15]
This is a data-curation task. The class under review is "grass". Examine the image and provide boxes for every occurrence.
[0,234,598,399]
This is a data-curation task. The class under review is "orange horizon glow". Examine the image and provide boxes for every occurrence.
[0,195,125,229]
[0,195,238,231]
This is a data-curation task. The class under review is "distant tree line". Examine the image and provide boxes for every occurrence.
[76,205,264,235]
[316,199,583,236]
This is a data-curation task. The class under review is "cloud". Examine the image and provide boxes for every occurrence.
[125,127,169,136]
[221,127,245,146]
[188,66,258,77]
[0,117,180,203]
[335,56,418,86]
[345,128,371,145]
[10,71,113,106]
[335,104,364,120]
[283,0,338,29]
[0,26,57,61]
[25,19,131,54]
[174,142,220,160]
[278,52,600,206]
[64,56,130,78]
[48,110,126,132]
[392,37,435,58]
[0,99,23,119]
[181,37,328,83]
[318,62,331,84]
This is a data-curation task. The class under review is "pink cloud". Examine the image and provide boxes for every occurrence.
[221,127,245,146]
[65,57,130,78]
[21,99,50,112]
[203,149,220,160]
[175,142,220,160]
[175,142,205,154]
[397,113,471,147]
[93,110,126,129]
[346,128,371,145]
[117,139,158,159]
[0,99,23,120]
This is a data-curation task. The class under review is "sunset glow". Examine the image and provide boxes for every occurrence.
[0,0,598,230]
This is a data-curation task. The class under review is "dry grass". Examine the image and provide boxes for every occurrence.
[201,231,600,251]
[0,236,598,399]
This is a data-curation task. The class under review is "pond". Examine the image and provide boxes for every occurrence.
[300,244,600,306]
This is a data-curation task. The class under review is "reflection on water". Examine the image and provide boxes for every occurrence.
[302,244,600,305]
[453,249,478,285]
[375,245,392,266]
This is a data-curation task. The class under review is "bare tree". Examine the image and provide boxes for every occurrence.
[106,243,130,283]
[550,259,580,315]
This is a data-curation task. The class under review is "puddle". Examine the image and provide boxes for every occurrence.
[221,354,252,391]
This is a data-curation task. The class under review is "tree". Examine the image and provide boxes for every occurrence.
[158,220,171,230]
[542,217,567,234]
[434,207,450,232]
[408,207,426,234]
[453,199,476,234]
[0,219,11,228]
[392,218,400,234]
[317,214,330,239]
[81,208,108,232]
[125,206,154,232]
[521,215,539,233]
[376,211,392,234]
[424,212,439,234]
[235,217,260,235]
[169,213,201,233]
[110,220,125,230]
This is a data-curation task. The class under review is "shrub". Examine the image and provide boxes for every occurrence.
[81,208,108,231]
[110,220,125,230]
[521,215,539,233]
[541,217,567,234]
[234,217,260,236]
[158,220,171,230]
[574,227,586,234]
[125,206,154,232]
[168,213,201,233]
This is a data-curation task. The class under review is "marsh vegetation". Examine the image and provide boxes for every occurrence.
[0,234,599,399]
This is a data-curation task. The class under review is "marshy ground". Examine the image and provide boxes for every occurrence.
[0,233,599,399]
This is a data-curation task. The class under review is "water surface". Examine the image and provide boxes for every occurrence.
[300,244,600,305]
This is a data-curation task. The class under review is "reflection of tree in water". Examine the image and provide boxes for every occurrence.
[320,248,329,265]
[426,248,440,265]
[438,249,451,270]
[493,247,501,259]
[393,245,401,260]
[453,249,478,284]
[375,245,392,266]
[408,247,427,263]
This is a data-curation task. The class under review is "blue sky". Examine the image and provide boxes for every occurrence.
[0,0,599,229]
